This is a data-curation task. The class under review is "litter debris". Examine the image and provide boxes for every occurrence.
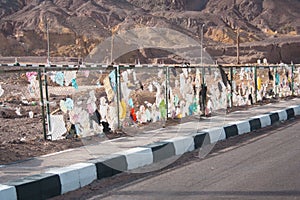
[0,85,4,97]
[15,107,22,116]
[54,72,65,86]
[48,115,67,140]
[29,111,34,118]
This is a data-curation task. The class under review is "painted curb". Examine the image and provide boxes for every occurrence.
[117,147,153,170]
[1,105,300,199]
[0,184,17,200]
[46,163,97,194]
[5,173,61,200]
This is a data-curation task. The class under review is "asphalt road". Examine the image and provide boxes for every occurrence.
[95,120,300,200]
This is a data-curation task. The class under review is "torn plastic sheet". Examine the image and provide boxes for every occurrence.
[49,115,67,140]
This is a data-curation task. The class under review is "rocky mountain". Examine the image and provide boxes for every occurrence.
[0,0,299,64]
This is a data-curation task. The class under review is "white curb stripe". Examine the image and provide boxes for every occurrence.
[203,127,226,143]
[254,114,271,128]
[117,147,153,170]
[277,110,288,121]
[229,120,251,135]
[46,163,97,194]
[0,184,17,200]
[164,136,195,155]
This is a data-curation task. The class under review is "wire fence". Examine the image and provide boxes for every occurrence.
[0,66,45,142]
[0,63,299,140]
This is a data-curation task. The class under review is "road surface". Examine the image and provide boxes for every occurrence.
[95,119,300,200]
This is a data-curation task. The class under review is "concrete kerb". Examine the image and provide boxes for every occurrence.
[202,127,226,143]
[271,109,288,121]
[223,124,239,138]
[0,184,17,200]
[189,131,210,149]
[89,154,127,180]
[163,136,195,156]
[289,105,300,116]
[144,142,176,163]
[252,114,271,128]
[46,163,97,194]
[228,120,251,135]
[116,147,153,170]
[4,173,61,200]
[1,104,300,200]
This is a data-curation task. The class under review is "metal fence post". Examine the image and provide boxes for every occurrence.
[292,64,295,96]
[230,66,233,108]
[201,66,206,113]
[38,68,47,140]
[165,66,169,121]
[274,66,278,97]
[116,65,121,129]
[254,66,258,103]
[43,67,51,134]
[202,66,205,85]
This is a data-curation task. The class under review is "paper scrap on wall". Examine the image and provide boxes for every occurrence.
[103,76,115,101]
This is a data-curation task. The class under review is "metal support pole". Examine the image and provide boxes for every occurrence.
[292,64,295,96]
[230,67,233,108]
[45,19,50,64]
[201,66,205,114]
[43,68,51,133]
[200,23,205,83]
[254,66,258,103]
[274,67,278,97]
[38,69,47,140]
[165,67,169,120]
[111,30,114,64]
[202,67,205,86]
[200,24,205,68]
[236,28,240,65]
[116,66,121,129]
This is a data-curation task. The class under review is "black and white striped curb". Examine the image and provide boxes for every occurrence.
[1,105,299,200]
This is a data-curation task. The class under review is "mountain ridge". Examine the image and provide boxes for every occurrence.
[0,0,299,64]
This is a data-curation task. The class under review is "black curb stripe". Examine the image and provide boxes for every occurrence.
[286,108,295,119]
[7,173,61,200]
[269,113,280,124]
[249,118,261,131]
[193,132,210,149]
[144,142,176,163]
[95,155,127,180]
[224,125,239,139]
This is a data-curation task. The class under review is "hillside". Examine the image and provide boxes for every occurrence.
[0,0,300,64]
